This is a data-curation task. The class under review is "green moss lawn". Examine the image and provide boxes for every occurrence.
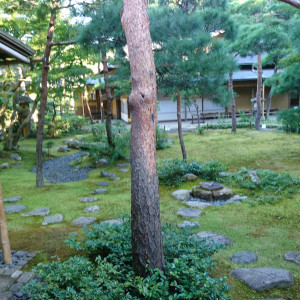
[1,129,300,299]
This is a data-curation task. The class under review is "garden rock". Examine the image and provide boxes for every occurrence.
[177,208,202,218]
[10,154,21,161]
[118,168,129,173]
[171,190,191,202]
[84,205,100,213]
[284,252,300,265]
[22,207,50,217]
[110,176,121,181]
[0,275,14,292]
[101,219,123,226]
[178,221,200,228]
[95,158,109,168]
[58,145,70,152]
[4,196,21,203]
[247,170,260,183]
[230,252,257,264]
[101,170,115,177]
[229,268,293,291]
[17,272,35,284]
[4,205,27,214]
[1,163,9,169]
[0,291,13,300]
[97,181,110,186]
[80,196,98,203]
[193,231,232,246]
[93,188,107,194]
[66,139,80,149]
[183,173,197,181]
[186,201,212,209]
[115,163,128,168]
[72,217,97,226]
[42,214,63,225]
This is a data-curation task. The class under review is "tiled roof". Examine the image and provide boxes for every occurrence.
[232,69,275,81]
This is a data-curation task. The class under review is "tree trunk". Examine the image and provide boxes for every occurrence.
[266,65,277,119]
[255,52,262,130]
[229,73,236,133]
[102,50,115,148]
[0,183,12,265]
[85,98,94,124]
[177,88,187,160]
[121,0,165,276]
[36,4,57,187]
[4,96,18,150]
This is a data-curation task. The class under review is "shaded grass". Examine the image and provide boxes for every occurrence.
[1,129,300,299]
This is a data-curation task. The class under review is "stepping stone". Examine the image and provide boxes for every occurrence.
[284,252,300,265]
[97,181,110,186]
[110,176,121,181]
[4,196,21,203]
[17,272,35,284]
[58,145,70,152]
[177,208,202,218]
[186,201,212,209]
[225,195,248,205]
[42,214,63,225]
[178,221,200,228]
[84,205,100,213]
[101,170,115,177]
[172,190,191,202]
[72,217,97,226]
[0,275,14,292]
[93,188,107,195]
[101,219,123,226]
[230,252,257,264]
[117,168,129,173]
[229,268,293,291]
[80,197,98,203]
[11,270,23,280]
[115,163,128,168]
[22,207,50,217]
[193,231,232,246]
[95,158,108,167]
[10,154,21,161]
[0,163,9,169]
[5,205,27,214]
[0,291,13,300]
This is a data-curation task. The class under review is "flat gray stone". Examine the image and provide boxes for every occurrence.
[284,252,300,265]
[193,231,232,246]
[0,291,13,300]
[58,145,70,152]
[97,181,110,186]
[93,188,107,195]
[186,201,212,209]
[110,176,121,181]
[101,170,115,177]
[229,268,293,291]
[4,196,21,203]
[0,163,9,169]
[42,214,63,225]
[11,270,23,280]
[72,217,97,226]
[80,197,98,203]
[4,205,27,214]
[22,207,50,217]
[84,205,100,213]
[115,163,128,168]
[171,190,191,202]
[0,275,14,292]
[230,252,257,264]
[10,154,21,161]
[3,266,22,276]
[177,208,202,218]
[101,219,123,226]
[9,283,23,293]
[117,168,129,173]
[17,272,35,284]
[95,158,109,168]
[178,221,200,228]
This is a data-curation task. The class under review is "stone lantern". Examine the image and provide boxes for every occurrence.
[16,95,33,138]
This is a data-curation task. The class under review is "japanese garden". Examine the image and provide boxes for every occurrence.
[0,0,300,299]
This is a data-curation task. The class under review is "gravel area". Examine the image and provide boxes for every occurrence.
[31,152,94,184]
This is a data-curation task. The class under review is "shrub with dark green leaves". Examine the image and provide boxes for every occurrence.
[278,106,300,133]
[157,159,227,187]
[25,219,230,300]
[156,126,168,150]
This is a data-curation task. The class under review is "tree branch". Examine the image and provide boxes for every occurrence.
[50,40,76,46]
[278,0,300,8]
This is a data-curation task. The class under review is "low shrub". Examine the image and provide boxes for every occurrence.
[157,159,227,187]
[25,218,230,299]
[278,106,300,133]
[156,126,168,150]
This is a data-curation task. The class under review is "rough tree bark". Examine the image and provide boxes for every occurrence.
[255,52,262,130]
[266,65,277,119]
[121,0,165,276]
[102,50,114,148]
[228,73,236,133]
[36,3,58,187]
[177,88,187,160]
[278,0,300,8]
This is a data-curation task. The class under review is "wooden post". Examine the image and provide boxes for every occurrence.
[0,183,12,265]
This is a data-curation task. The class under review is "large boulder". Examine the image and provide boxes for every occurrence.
[191,186,213,201]
[183,173,197,181]
[212,187,234,201]
[229,268,293,291]
[0,163,9,169]
[171,190,191,202]
[10,154,22,161]
[65,139,80,149]
[191,186,233,201]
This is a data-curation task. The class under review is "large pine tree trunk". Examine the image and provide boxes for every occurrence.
[121,0,165,276]
[255,52,262,130]
[266,65,277,119]
[229,73,236,132]
[36,6,57,187]
[177,88,187,160]
[102,50,115,148]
